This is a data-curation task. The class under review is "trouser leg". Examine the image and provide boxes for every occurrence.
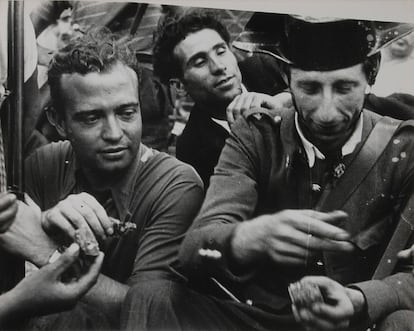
[22,301,113,331]
[121,278,300,331]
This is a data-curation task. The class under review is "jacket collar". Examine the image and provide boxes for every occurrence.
[280,109,379,167]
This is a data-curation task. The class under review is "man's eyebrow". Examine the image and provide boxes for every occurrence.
[114,102,139,111]
[296,80,320,86]
[72,109,101,120]
[333,79,359,85]
[72,102,139,119]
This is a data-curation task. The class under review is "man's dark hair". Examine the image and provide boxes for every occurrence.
[48,28,139,115]
[153,10,231,84]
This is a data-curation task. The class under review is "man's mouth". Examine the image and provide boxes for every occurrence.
[100,146,128,159]
[215,76,234,88]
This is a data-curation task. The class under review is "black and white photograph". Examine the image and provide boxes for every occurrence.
[1,0,414,330]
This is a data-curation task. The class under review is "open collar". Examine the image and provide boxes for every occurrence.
[74,144,154,221]
[294,112,364,167]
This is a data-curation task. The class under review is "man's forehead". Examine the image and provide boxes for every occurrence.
[290,63,365,81]
[60,62,137,88]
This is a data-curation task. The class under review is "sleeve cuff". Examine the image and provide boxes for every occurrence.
[350,280,400,323]
[202,223,256,282]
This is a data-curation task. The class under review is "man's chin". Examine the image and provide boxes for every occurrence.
[94,159,133,176]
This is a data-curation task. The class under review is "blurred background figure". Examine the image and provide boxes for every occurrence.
[372,31,414,96]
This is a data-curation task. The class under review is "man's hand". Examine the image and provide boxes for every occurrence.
[231,209,354,266]
[226,91,293,126]
[42,192,114,243]
[7,243,104,317]
[397,244,414,274]
[291,276,366,331]
[0,192,18,233]
[0,195,57,267]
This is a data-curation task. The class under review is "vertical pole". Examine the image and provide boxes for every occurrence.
[0,0,25,295]
[7,0,24,194]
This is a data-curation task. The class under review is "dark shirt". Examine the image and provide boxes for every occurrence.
[25,140,204,284]
[176,106,229,189]
[178,109,414,324]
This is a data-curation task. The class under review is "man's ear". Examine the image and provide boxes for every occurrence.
[169,78,187,95]
[46,106,67,138]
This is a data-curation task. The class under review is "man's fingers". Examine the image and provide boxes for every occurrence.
[43,208,77,239]
[71,201,106,240]
[290,211,350,242]
[66,251,104,295]
[397,247,414,260]
[79,193,113,236]
[301,210,348,224]
[280,223,354,253]
[296,306,344,331]
[49,243,80,275]
[59,202,93,232]
[226,98,238,125]
[311,302,352,325]
[0,192,16,210]
[251,94,272,109]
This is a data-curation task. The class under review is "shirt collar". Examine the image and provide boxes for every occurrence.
[294,112,363,167]
[74,144,154,221]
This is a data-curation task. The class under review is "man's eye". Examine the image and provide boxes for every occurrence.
[81,115,99,124]
[118,108,137,120]
[301,86,319,95]
[336,85,353,94]
[217,46,227,55]
[193,58,206,67]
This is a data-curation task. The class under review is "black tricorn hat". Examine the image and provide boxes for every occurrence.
[233,13,414,71]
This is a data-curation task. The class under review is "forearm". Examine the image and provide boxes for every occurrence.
[0,289,27,322]
[82,274,128,321]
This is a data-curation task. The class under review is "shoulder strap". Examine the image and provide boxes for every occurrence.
[372,120,414,279]
[316,116,400,211]
[372,194,414,279]
[314,115,414,280]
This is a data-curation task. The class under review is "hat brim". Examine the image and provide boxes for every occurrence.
[233,13,414,70]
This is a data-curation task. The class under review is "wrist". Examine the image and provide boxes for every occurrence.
[346,288,367,318]
[231,218,263,266]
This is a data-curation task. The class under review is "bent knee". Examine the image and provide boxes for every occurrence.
[376,310,414,331]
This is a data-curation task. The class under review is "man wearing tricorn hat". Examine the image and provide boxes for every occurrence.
[122,15,414,331]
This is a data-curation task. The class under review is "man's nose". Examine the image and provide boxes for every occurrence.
[316,91,338,124]
[209,56,226,74]
[102,116,123,141]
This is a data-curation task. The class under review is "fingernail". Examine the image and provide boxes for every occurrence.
[337,232,350,240]
[107,227,114,235]
[67,243,80,254]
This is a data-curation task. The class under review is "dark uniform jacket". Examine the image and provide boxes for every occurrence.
[176,106,229,189]
[178,108,414,325]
